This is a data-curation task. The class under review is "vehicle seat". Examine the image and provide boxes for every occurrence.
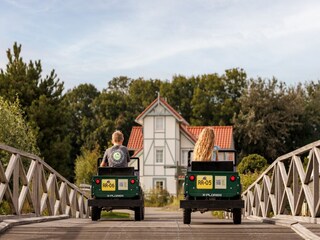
[98,167,135,176]
[191,161,234,171]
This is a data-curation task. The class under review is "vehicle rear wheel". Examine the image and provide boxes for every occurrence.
[233,208,242,224]
[183,208,191,224]
[134,207,142,221]
[141,206,145,220]
[91,206,101,221]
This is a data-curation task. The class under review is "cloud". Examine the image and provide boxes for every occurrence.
[1,0,320,91]
[4,0,57,13]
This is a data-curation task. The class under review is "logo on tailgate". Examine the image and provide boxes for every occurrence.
[101,179,116,191]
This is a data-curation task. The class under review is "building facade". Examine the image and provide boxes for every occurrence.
[127,96,234,195]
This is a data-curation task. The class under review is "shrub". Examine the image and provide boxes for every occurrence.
[240,171,261,191]
[74,145,100,185]
[0,200,11,215]
[237,154,268,174]
[144,188,172,207]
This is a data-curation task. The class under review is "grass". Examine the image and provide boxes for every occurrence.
[100,211,130,219]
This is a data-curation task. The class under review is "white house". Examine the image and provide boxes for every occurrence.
[127,96,234,195]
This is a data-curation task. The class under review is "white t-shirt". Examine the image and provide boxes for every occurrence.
[212,145,220,161]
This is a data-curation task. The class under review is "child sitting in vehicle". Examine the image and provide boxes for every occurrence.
[100,130,130,167]
[193,127,219,161]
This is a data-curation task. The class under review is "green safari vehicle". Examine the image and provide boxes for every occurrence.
[88,155,144,221]
[180,149,244,224]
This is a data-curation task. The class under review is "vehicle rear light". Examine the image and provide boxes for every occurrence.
[95,179,101,184]
[189,175,195,181]
[230,175,236,182]
[130,179,135,184]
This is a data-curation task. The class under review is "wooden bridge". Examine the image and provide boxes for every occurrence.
[1,141,320,239]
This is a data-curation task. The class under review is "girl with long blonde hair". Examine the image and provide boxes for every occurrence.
[193,127,216,161]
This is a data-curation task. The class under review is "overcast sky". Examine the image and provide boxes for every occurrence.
[1,0,320,91]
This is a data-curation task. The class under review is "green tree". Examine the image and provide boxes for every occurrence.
[221,68,247,125]
[191,73,223,125]
[126,78,162,140]
[0,42,40,110]
[128,78,162,114]
[74,145,100,185]
[28,93,73,178]
[89,90,128,150]
[160,75,197,123]
[0,97,39,155]
[234,78,305,161]
[0,43,73,179]
[63,84,100,156]
[191,68,247,125]
[299,81,320,146]
[107,76,132,94]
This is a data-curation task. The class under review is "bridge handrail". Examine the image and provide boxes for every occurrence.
[242,140,320,221]
[0,143,89,218]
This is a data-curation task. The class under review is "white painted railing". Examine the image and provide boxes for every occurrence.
[0,143,89,218]
[242,140,320,222]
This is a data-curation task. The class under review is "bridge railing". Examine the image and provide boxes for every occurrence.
[242,140,320,222]
[0,143,89,218]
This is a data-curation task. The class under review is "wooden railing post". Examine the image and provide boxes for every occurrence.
[32,160,40,216]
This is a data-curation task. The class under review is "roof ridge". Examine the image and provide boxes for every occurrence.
[135,96,189,125]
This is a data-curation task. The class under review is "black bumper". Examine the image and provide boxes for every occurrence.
[88,199,143,208]
[180,199,244,210]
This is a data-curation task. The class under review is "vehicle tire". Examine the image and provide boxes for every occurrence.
[139,188,145,220]
[183,208,191,224]
[91,206,101,221]
[233,208,242,224]
[134,207,142,221]
[141,206,145,220]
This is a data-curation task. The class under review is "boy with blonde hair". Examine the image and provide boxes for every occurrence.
[100,130,130,167]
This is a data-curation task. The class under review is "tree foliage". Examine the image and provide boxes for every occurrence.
[191,68,247,125]
[161,75,196,123]
[0,43,40,109]
[238,154,269,192]
[2,42,320,182]
[63,84,100,156]
[300,81,320,145]
[74,145,100,185]
[233,78,305,161]
[237,154,268,174]
[0,43,72,179]
[0,97,39,155]
[240,171,261,192]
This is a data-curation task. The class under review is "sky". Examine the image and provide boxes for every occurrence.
[1,0,320,92]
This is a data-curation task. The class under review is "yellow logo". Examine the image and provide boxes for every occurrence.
[101,179,116,191]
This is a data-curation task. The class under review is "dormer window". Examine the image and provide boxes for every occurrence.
[155,117,164,131]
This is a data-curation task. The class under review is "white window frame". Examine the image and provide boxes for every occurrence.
[154,179,165,190]
[155,116,164,132]
[181,149,190,166]
[155,148,164,164]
